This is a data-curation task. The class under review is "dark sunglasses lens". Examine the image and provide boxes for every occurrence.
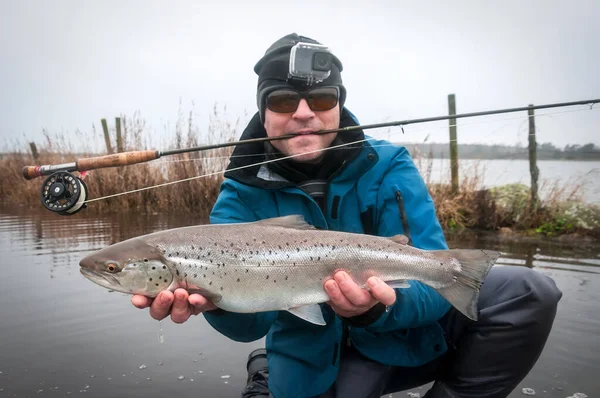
[267,90,301,113]
[307,87,338,111]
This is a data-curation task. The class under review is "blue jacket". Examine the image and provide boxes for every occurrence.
[204,109,451,398]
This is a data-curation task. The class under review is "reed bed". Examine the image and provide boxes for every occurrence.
[2,109,597,238]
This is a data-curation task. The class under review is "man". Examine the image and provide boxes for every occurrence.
[132,33,562,398]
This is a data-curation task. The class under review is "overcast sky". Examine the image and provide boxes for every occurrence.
[2,0,599,152]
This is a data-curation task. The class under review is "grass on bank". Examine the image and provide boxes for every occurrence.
[2,109,598,238]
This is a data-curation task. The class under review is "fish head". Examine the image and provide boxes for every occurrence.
[79,238,174,297]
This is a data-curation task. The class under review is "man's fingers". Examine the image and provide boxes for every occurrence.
[131,294,152,309]
[368,277,397,306]
[170,289,191,323]
[324,279,355,313]
[149,290,174,320]
[334,272,373,307]
[188,294,218,314]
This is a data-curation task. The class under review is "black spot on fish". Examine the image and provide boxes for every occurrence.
[155,283,159,286]
[176,270,180,275]
[318,257,321,261]
[278,245,282,250]
[440,262,443,266]
[293,262,296,266]
[286,254,290,258]
[209,281,212,285]
[285,276,288,280]
[194,274,197,277]
[149,278,153,281]
[210,259,213,263]
[332,246,336,250]
[162,266,166,269]
[197,255,201,259]
[272,261,275,265]
[303,239,307,243]
[237,278,240,282]
[176,252,179,256]
[310,256,313,261]
[144,258,149,262]
[221,250,224,255]
[191,246,194,250]
[203,274,206,278]
[358,244,362,248]
[245,269,249,273]
[230,243,234,247]
[152,266,156,270]
[266,275,269,279]
[273,280,276,283]
[214,243,218,246]
[286,242,290,246]
[184,273,187,277]
[296,248,300,252]
[220,287,223,291]
[269,250,272,254]
[246,242,249,246]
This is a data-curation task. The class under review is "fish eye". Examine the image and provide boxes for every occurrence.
[106,263,118,273]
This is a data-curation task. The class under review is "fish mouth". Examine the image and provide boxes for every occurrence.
[80,268,122,290]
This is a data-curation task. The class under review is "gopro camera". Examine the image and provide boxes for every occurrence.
[288,42,333,85]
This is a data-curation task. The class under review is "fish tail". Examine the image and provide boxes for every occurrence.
[435,249,500,321]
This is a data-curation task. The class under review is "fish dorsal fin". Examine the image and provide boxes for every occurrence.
[255,215,316,230]
[286,304,326,325]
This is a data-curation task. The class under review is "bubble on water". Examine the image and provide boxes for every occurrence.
[193,359,198,363]
[84,385,90,389]
[567,394,588,398]
[139,365,147,370]
[178,376,185,381]
[107,378,112,381]
[198,352,203,355]
[407,393,420,398]
[190,379,194,382]
[221,375,230,379]
[521,388,535,396]
[158,361,164,366]
[37,390,44,393]
[80,390,87,393]
[122,374,127,377]
[198,371,204,374]
[146,377,152,381]
[90,375,95,378]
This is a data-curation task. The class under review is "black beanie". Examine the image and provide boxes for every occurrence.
[254,33,347,122]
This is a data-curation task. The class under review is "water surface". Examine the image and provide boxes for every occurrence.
[0,208,598,398]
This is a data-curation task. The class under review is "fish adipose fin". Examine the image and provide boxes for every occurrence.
[255,215,316,230]
[287,304,326,325]
[436,249,500,321]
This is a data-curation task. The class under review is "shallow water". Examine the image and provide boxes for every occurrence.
[0,208,598,398]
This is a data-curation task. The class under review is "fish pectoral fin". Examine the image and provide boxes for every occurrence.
[186,288,222,304]
[387,280,411,289]
[388,234,410,245]
[255,215,316,230]
[286,304,326,326]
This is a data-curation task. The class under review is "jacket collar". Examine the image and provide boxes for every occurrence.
[224,108,369,189]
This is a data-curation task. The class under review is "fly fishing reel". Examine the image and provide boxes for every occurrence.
[40,171,88,215]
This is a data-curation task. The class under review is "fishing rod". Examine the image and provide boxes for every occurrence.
[24,98,600,216]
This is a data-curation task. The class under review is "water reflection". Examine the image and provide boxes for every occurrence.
[0,207,598,398]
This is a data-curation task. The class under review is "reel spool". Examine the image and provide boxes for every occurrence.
[40,171,89,215]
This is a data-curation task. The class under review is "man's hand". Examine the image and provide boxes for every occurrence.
[131,288,218,324]
[324,271,396,318]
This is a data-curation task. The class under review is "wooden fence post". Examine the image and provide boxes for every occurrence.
[29,142,39,161]
[528,105,539,205]
[115,117,123,153]
[448,94,459,194]
[101,118,113,154]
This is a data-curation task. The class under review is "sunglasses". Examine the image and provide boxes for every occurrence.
[266,86,339,113]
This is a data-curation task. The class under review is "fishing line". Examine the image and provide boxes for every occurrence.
[83,137,374,203]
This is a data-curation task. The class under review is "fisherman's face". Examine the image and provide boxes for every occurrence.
[264,91,340,163]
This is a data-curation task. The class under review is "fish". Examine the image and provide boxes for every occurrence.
[79,215,500,325]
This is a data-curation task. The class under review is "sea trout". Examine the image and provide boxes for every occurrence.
[79,215,500,325]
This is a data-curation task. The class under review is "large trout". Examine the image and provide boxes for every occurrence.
[79,215,500,325]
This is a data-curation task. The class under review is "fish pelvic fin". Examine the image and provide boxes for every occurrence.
[286,304,326,326]
[436,249,500,321]
[255,215,317,230]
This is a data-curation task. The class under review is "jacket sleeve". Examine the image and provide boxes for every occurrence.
[366,147,451,332]
[202,179,279,342]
